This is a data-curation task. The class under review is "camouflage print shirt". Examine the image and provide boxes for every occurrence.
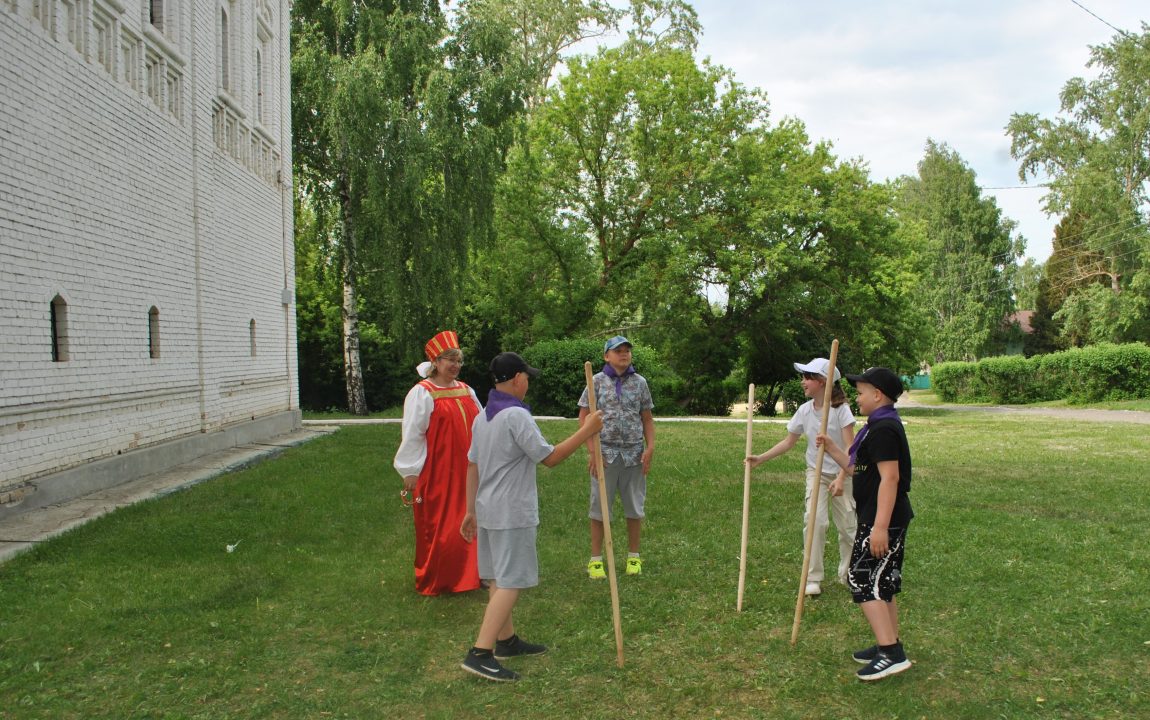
[577,370,654,467]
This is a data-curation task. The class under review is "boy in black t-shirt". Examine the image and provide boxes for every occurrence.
[818,367,913,682]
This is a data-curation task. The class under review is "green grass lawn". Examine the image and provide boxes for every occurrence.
[2,411,1147,719]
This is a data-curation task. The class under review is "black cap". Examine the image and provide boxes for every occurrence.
[845,367,904,403]
[490,352,540,384]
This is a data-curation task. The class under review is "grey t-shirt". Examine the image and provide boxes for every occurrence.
[468,407,555,530]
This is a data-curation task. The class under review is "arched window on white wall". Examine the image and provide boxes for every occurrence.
[254,0,275,131]
[254,47,264,124]
[148,306,161,359]
[148,0,182,43]
[218,4,232,93]
[149,0,164,32]
[50,295,69,362]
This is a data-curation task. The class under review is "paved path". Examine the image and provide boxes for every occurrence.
[896,395,1150,424]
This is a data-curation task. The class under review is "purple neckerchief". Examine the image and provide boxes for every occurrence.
[602,364,636,398]
[847,405,901,466]
[485,389,530,421]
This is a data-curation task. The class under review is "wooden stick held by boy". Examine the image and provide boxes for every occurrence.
[791,339,839,645]
[584,361,625,668]
[737,383,755,612]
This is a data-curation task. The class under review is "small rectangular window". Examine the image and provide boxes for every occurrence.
[32,0,53,34]
[91,5,115,74]
[144,47,163,107]
[121,30,140,91]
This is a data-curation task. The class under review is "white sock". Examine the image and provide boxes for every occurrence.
[590,555,603,562]
[628,552,640,559]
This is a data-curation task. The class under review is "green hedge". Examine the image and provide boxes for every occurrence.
[1057,343,1150,402]
[976,355,1041,404]
[932,362,988,402]
[520,338,686,417]
[931,343,1150,404]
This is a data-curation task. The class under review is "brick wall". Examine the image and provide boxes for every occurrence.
[0,0,297,489]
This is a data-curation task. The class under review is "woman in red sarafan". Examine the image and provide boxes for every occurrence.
[393,330,482,595]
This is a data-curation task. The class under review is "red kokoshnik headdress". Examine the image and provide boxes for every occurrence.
[424,330,460,361]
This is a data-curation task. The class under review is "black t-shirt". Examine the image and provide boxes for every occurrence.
[852,418,913,526]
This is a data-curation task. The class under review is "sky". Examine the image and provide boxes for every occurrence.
[580,0,1146,262]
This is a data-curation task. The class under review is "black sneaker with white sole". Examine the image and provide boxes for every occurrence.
[856,647,912,682]
[461,650,521,682]
[494,634,548,660]
[852,644,879,664]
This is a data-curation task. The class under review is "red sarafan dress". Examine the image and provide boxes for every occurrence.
[402,380,481,595]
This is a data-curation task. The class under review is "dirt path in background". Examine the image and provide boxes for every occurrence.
[731,397,1150,425]
[894,395,1150,424]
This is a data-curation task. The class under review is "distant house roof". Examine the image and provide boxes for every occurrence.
[1007,310,1035,334]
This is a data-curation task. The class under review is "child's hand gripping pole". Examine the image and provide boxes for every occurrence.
[737,383,755,612]
[584,361,625,668]
[791,339,839,646]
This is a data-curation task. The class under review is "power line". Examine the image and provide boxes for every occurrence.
[1068,0,1132,38]
[978,185,1049,191]
[922,224,1147,301]
[927,216,1144,283]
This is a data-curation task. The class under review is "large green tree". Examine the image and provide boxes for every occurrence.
[480,19,925,411]
[1007,25,1150,346]
[896,141,1023,362]
[292,0,527,412]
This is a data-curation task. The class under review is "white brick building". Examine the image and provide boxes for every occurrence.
[0,0,298,511]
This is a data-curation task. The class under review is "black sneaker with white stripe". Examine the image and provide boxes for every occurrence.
[856,645,911,681]
[852,644,879,664]
[494,634,548,660]
[461,650,521,682]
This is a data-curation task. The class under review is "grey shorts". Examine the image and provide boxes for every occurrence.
[476,526,538,589]
[588,456,646,521]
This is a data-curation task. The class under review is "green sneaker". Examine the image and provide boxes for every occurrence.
[626,557,642,575]
[587,559,606,579]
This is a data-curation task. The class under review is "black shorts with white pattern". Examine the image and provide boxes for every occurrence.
[848,524,907,603]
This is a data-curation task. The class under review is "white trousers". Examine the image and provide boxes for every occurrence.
[803,467,858,584]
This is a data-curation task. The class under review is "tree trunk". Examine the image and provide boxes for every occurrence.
[339,170,368,415]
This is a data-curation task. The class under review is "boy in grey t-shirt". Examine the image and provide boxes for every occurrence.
[459,352,603,683]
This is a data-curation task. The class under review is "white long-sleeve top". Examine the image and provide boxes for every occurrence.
[392,381,482,478]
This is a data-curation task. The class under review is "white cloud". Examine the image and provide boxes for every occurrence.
[683,0,1146,261]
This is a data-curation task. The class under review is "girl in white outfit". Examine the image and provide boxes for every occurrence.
[746,358,857,596]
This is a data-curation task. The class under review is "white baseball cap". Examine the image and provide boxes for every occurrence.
[793,357,841,382]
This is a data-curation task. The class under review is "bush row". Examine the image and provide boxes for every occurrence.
[932,343,1150,404]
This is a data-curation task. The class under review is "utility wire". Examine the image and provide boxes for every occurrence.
[978,185,1050,190]
[922,217,1145,287]
[1068,0,1132,38]
[922,233,1146,302]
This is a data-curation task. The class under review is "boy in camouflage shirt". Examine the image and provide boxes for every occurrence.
[577,336,655,578]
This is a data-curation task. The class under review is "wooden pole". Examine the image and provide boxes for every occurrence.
[737,383,755,612]
[584,362,625,668]
[791,339,839,646]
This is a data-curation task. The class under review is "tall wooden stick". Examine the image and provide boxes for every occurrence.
[737,383,756,612]
[791,339,839,645]
[584,362,625,668]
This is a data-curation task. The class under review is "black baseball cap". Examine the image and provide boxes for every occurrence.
[845,367,904,403]
[490,352,541,383]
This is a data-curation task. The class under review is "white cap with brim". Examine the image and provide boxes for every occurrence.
[793,358,841,382]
